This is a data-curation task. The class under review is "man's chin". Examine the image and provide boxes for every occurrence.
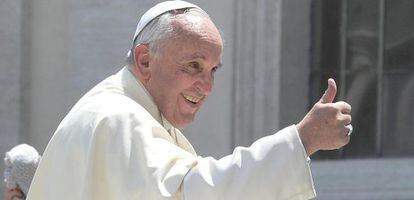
[171,114,195,129]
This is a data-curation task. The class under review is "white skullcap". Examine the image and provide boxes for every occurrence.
[132,0,202,43]
[3,144,41,196]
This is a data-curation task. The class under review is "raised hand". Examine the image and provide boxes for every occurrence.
[296,78,352,156]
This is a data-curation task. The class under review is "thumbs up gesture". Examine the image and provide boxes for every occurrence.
[296,79,352,156]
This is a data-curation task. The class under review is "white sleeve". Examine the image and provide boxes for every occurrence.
[183,125,316,200]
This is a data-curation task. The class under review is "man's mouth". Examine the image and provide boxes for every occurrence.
[182,94,202,104]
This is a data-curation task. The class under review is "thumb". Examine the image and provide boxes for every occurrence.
[319,78,337,103]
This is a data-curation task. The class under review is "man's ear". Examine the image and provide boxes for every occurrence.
[132,44,151,83]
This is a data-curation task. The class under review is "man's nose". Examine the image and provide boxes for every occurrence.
[196,73,213,95]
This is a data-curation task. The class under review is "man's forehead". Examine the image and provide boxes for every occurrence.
[171,16,223,46]
[182,52,207,60]
[170,14,213,36]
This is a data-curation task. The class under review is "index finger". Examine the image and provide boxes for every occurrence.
[334,101,352,114]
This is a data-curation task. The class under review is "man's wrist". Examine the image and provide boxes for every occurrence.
[295,123,317,156]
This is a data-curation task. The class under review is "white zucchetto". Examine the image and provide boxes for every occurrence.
[132,0,201,42]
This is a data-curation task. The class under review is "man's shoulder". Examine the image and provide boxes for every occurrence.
[52,91,160,146]
[54,68,161,136]
[70,71,150,118]
[68,91,153,125]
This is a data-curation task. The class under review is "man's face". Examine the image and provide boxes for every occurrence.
[146,15,223,129]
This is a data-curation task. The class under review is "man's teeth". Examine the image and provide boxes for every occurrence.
[183,94,201,103]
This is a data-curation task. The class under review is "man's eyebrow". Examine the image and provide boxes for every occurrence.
[181,53,222,68]
[182,52,206,60]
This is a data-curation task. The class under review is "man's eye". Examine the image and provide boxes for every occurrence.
[212,66,219,73]
[190,62,200,70]
[184,62,201,73]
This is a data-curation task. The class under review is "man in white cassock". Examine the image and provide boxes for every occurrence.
[27,1,353,200]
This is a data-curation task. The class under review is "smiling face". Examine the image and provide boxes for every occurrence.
[144,14,223,129]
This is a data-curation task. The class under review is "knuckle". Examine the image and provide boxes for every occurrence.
[336,101,352,112]
[336,114,345,123]
[337,101,351,107]
[313,102,323,110]
[325,104,337,113]
[339,114,352,124]
[334,116,342,125]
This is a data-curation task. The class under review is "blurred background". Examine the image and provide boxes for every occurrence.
[0,0,413,199]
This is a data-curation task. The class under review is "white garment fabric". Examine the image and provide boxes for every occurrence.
[27,67,316,200]
[4,144,41,196]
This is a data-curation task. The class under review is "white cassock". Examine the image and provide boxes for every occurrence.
[27,67,316,200]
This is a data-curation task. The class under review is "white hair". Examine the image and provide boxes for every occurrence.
[4,144,41,196]
[126,7,210,69]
